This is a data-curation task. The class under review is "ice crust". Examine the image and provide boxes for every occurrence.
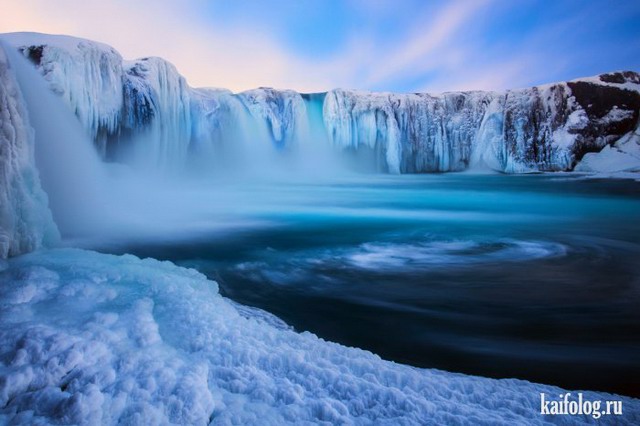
[575,120,640,173]
[1,248,638,425]
[0,33,123,158]
[0,44,59,258]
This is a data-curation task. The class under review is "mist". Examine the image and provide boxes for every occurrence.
[3,44,363,249]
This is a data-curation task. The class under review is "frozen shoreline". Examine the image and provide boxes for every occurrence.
[1,248,638,424]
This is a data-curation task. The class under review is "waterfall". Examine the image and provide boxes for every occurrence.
[3,43,113,239]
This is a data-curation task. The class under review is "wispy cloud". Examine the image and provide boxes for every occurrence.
[361,0,492,87]
[1,0,638,93]
[0,0,356,92]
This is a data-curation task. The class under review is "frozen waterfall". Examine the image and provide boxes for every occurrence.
[0,43,58,258]
[3,32,639,176]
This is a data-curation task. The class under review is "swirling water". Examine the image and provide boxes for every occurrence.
[100,174,640,396]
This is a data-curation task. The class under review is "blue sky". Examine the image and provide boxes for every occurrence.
[2,0,640,93]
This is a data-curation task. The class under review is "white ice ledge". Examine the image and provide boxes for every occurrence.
[1,249,638,425]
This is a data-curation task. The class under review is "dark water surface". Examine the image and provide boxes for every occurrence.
[101,174,640,396]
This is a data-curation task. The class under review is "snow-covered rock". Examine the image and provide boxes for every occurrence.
[575,116,640,172]
[1,248,638,424]
[324,77,640,173]
[0,43,58,258]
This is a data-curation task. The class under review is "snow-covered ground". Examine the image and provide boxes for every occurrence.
[0,249,638,425]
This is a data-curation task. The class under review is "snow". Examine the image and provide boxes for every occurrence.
[599,107,634,123]
[555,108,589,147]
[1,32,124,157]
[573,73,640,93]
[0,33,116,55]
[0,43,59,258]
[1,248,638,425]
[575,121,640,173]
[575,145,640,173]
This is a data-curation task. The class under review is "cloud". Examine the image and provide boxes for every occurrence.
[0,0,505,93]
[361,0,492,86]
[0,0,361,92]
[1,0,636,94]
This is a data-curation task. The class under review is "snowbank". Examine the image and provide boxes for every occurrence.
[575,120,640,173]
[1,249,638,425]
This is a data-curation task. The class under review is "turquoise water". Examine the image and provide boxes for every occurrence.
[103,174,640,396]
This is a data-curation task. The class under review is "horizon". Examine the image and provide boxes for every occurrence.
[1,0,639,94]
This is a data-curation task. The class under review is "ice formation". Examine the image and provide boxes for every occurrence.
[1,31,640,424]
[1,248,638,424]
[2,32,639,174]
[0,43,58,258]
[575,118,640,173]
[324,79,640,173]
[0,33,123,158]
[237,88,308,149]
[121,57,193,169]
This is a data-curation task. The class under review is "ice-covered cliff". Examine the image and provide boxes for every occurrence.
[120,57,193,169]
[1,33,123,158]
[324,76,640,173]
[2,32,639,175]
[0,43,58,258]
[238,88,308,149]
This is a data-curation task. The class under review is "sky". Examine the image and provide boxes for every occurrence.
[1,0,640,93]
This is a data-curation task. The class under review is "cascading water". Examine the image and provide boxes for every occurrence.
[2,43,351,248]
[2,43,113,239]
[4,31,639,252]
[297,93,343,176]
